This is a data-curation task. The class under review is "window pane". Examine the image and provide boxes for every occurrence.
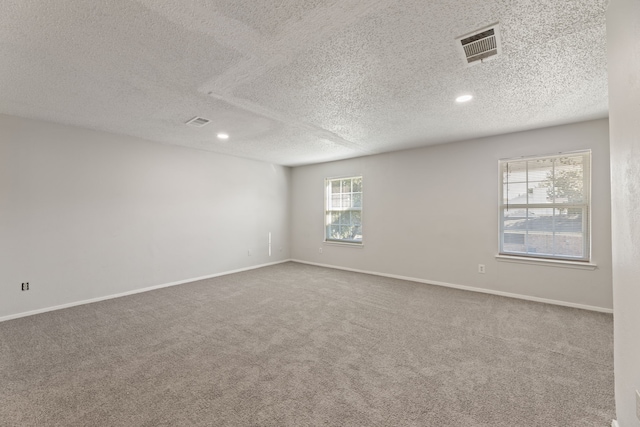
[503,160,527,184]
[339,211,351,225]
[331,180,341,193]
[330,225,340,239]
[331,195,341,209]
[502,211,528,253]
[553,156,584,204]
[352,211,362,225]
[341,194,351,208]
[527,158,554,183]
[527,183,553,204]
[339,225,354,240]
[336,225,362,241]
[502,207,585,258]
[330,211,340,224]
[554,208,584,258]
[341,179,351,193]
[352,193,362,208]
[352,177,362,192]
[525,208,555,256]
[504,182,527,204]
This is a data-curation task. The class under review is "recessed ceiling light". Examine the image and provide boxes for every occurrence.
[217,133,229,140]
[456,94,473,103]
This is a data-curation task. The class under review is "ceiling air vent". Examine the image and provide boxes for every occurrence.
[185,116,211,127]
[456,23,502,67]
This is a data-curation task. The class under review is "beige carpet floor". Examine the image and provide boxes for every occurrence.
[0,262,614,426]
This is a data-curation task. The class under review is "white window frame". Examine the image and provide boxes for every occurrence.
[498,150,591,262]
[324,176,363,245]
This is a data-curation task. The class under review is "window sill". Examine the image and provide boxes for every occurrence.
[323,241,364,248]
[495,255,597,270]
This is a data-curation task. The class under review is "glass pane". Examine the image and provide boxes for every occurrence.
[503,160,527,184]
[503,231,526,253]
[526,208,555,256]
[502,209,528,253]
[352,177,362,192]
[553,156,584,204]
[527,158,554,204]
[340,225,355,240]
[502,207,585,258]
[352,193,362,208]
[527,183,553,204]
[353,225,362,241]
[330,211,340,224]
[504,182,527,205]
[352,211,362,225]
[339,211,351,225]
[553,208,584,258]
[330,225,340,239]
[527,158,554,183]
[341,179,351,193]
[341,194,351,208]
[331,195,340,209]
[331,179,341,193]
[503,207,527,219]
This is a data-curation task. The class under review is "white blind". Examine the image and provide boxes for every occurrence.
[499,151,590,261]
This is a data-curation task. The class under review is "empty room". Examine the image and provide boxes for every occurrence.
[1,1,639,426]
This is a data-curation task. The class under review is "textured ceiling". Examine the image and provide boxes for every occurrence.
[0,0,608,166]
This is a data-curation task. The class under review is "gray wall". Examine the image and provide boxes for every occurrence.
[607,0,640,425]
[291,119,612,310]
[0,114,291,320]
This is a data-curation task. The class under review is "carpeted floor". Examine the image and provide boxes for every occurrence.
[0,262,614,426]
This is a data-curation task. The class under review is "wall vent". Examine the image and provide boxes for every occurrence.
[456,23,502,67]
[185,116,211,127]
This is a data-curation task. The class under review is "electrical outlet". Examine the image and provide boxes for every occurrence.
[636,389,640,421]
[21,282,29,291]
[319,247,323,254]
[478,264,486,274]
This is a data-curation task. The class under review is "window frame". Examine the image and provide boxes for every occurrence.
[498,150,592,262]
[324,175,363,245]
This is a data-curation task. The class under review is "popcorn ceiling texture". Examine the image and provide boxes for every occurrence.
[0,0,608,166]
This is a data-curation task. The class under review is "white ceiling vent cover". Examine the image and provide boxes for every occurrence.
[185,116,211,127]
[456,23,502,67]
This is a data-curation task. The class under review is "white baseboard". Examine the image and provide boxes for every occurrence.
[0,259,292,323]
[611,420,619,427]
[291,259,614,314]
[3,258,611,323]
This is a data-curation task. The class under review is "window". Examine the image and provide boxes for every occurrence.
[325,176,362,244]
[499,151,591,261]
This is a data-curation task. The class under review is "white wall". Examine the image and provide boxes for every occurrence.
[0,114,291,319]
[607,0,640,425]
[291,119,612,310]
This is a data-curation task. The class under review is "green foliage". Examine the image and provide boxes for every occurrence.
[538,156,583,205]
